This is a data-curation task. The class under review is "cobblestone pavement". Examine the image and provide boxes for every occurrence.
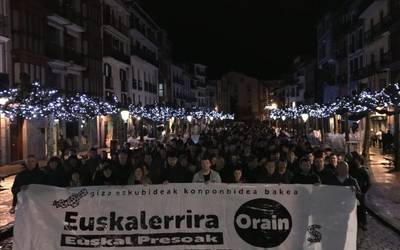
[366,148,400,230]
[357,214,400,250]
[1,215,399,250]
[0,176,14,229]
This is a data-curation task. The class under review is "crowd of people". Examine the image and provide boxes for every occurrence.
[10,124,371,230]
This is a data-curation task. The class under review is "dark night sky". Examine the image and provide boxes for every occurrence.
[139,1,338,80]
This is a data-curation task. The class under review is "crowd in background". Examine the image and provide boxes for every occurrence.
[10,123,371,230]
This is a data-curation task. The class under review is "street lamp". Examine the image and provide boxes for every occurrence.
[281,115,286,121]
[0,97,9,106]
[187,115,193,123]
[301,113,309,135]
[120,110,130,123]
[301,113,309,123]
[265,102,278,110]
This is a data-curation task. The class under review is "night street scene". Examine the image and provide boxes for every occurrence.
[1,0,400,249]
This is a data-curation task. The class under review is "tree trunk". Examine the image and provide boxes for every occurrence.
[321,118,325,144]
[393,109,400,171]
[344,114,350,153]
[362,113,371,161]
[139,119,144,142]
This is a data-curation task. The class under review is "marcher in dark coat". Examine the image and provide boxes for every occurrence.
[349,157,371,194]
[326,154,339,173]
[349,157,371,230]
[113,150,133,185]
[331,161,366,230]
[230,167,247,183]
[276,159,293,184]
[291,158,321,184]
[11,155,45,212]
[287,151,299,174]
[145,153,163,184]
[43,156,67,187]
[84,148,100,181]
[255,160,279,183]
[93,162,118,186]
[313,156,335,185]
[161,152,191,183]
[63,155,90,186]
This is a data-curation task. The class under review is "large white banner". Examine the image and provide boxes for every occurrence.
[13,184,357,250]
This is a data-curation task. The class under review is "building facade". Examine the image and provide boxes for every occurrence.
[6,0,103,161]
[217,71,266,120]
[0,0,10,164]
[170,64,185,106]
[315,0,400,135]
[127,0,159,106]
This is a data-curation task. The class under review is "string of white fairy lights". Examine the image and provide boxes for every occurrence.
[0,82,234,122]
[129,105,234,122]
[270,83,400,120]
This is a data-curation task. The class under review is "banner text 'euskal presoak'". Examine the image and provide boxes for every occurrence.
[13,184,357,250]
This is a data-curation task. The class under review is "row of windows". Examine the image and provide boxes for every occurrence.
[349,48,387,72]
[13,62,45,85]
[286,86,299,98]
[130,14,158,43]
[104,63,158,93]
[106,91,158,106]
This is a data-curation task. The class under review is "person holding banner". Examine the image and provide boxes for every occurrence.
[93,162,118,186]
[162,152,192,183]
[291,158,321,184]
[230,167,246,183]
[192,155,222,183]
[114,150,133,185]
[255,159,279,183]
[327,154,339,173]
[276,159,293,184]
[127,166,152,185]
[313,155,335,185]
[11,155,45,213]
[332,161,368,231]
[43,156,67,187]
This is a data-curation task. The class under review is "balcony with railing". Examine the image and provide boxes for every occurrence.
[47,0,83,27]
[352,64,378,80]
[196,69,206,76]
[0,73,9,89]
[138,80,143,91]
[364,17,391,44]
[0,15,9,37]
[103,12,128,35]
[379,52,391,67]
[130,18,157,45]
[132,78,137,89]
[131,45,159,67]
[335,47,347,59]
[46,42,84,65]
[103,47,130,65]
[173,76,184,85]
